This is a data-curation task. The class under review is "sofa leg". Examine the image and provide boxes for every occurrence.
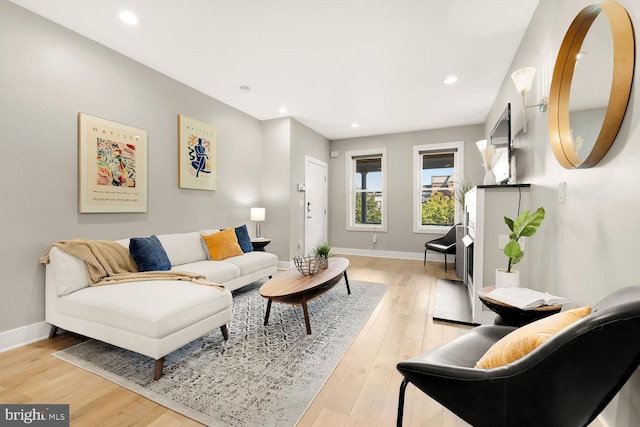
[220,324,229,341]
[154,357,165,380]
[397,378,409,427]
[48,325,59,339]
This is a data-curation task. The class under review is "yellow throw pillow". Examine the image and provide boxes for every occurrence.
[202,229,243,261]
[475,306,591,369]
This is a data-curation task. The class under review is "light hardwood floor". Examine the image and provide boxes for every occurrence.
[0,256,471,426]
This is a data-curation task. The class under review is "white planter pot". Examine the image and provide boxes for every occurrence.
[496,268,519,288]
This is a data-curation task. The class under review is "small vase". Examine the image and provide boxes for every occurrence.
[496,268,519,288]
[483,169,497,185]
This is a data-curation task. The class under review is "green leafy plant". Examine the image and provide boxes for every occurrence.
[503,207,545,272]
[313,243,332,259]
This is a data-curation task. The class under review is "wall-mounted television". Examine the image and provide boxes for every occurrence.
[490,103,512,184]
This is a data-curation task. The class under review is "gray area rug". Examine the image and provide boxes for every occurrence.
[53,279,388,426]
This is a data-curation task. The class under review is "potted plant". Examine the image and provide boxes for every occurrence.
[313,243,332,269]
[496,207,545,288]
[454,175,481,209]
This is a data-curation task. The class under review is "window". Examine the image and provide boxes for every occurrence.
[346,148,387,231]
[413,141,464,232]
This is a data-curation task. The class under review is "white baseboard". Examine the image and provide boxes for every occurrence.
[277,260,293,270]
[0,321,50,354]
[332,247,448,262]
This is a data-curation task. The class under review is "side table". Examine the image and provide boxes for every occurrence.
[478,286,563,327]
[251,238,271,252]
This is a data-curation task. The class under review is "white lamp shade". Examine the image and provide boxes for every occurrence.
[250,207,265,222]
[511,67,536,93]
[475,139,488,152]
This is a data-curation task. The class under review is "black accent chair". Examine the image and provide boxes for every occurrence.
[396,286,640,427]
[424,223,459,272]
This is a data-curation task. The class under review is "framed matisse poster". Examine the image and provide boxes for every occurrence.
[78,113,148,213]
[178,115,217,191]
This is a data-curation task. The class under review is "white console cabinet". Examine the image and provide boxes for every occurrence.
[464,185,530,324]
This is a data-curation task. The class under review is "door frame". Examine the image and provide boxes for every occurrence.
[304,155,328,254]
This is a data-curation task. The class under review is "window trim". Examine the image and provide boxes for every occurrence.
[413,141,465,233]
[346,148,388,232]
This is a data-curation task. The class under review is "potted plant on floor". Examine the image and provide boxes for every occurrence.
[497,207,545,288]
[313,243,332,269]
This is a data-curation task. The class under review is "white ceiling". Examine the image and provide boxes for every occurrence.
[10,0,539,140]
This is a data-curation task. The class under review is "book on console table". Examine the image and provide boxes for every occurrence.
[484,287,568,310]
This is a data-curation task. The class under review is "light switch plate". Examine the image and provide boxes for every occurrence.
[559,182,566,203]
[498,235,509,249]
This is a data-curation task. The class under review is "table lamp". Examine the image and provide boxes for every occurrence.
[250,207,265,238]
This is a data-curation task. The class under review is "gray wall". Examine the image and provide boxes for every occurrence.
[260,118,291,261]
[486,0,640,425]
[290,119,330,257]
[329,125,485,254]
[0,1,265,332]
[261,117,330,261]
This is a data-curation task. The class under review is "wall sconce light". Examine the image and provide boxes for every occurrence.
[250,207,266,238]
[511,67,548,133]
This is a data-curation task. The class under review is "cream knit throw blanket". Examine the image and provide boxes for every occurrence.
[40,238,224,290]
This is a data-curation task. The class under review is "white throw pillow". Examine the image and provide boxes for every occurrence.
[156,232,208,266]
[49,247,90,296]
[199,229,220,260]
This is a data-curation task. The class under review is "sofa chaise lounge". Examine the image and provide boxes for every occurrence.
[44,230,278,379]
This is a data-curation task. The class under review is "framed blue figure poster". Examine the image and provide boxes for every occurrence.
[178,115,217,191]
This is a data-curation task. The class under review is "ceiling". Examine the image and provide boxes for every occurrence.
[10,0,539,140]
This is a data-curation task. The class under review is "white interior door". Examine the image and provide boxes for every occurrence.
[304,156,328,254]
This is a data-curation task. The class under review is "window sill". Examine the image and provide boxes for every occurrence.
[346,225,387,232]
[414,225,452,234]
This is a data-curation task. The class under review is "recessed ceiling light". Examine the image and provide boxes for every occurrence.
[119,10,138,25]
[240,85,251,92]
[279,107,288,114]
[576,51,587,60]
[443,75,458,85]
[350,122,359,129]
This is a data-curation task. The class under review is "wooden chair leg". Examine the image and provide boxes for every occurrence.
[48,325,59,339]
[154,357,165,380]
[220,324,229,341]
[397,378,409,427]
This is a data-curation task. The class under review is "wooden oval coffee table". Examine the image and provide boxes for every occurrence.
[260,257,350,334]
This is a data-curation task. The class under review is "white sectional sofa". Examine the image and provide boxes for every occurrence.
[45,230,278,379]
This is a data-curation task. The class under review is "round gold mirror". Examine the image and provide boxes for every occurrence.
[548,1,635,169]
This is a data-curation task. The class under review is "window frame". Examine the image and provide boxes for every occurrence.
[413,141,465,233]
[345,148,388,232]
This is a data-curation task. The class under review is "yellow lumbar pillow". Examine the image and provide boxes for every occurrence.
[475,306,592,369]
[202,228,243,261]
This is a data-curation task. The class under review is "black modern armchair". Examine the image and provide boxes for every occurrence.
[396,286,640,427]
[424,223,459,272]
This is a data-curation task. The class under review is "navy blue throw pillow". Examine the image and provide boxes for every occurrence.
[235,224,253,253]
[129,235,171,271]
